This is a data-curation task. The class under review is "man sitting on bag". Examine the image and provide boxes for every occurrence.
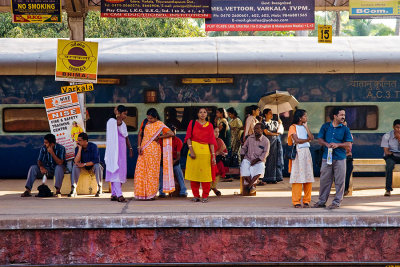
[240,123,270,194]
[69,132,103,197]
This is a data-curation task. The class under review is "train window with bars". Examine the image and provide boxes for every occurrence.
[246,106,294,131]
[164,106,217,131]
[3,108,50,132]
[86,107,138,132]
[324,106,378,130]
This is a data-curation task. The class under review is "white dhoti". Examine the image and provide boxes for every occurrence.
[240,159,265,185]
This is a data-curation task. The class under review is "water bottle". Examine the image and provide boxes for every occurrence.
[42,174,47,184]
[327,148,333,165]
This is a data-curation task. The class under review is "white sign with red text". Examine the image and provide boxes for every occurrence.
[43,92,85,160]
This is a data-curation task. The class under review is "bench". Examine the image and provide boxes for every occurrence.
[349,158,400,196]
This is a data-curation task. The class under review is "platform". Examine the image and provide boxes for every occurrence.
[1,177,400,265]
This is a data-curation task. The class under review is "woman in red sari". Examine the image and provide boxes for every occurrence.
[184,107,217,203]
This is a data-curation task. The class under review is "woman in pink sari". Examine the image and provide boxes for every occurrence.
[134,108,175,200]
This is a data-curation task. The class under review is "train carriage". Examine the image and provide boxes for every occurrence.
[1,36,399,178]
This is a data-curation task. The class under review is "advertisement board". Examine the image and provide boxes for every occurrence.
[11,0,62,23]
[43,92,85,160]
[56,40,99,83]
[350,0,400,18]
[205,0,314,31]
[101,0,211,18]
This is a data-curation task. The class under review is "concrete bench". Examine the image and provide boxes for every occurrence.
[349,158,400,196]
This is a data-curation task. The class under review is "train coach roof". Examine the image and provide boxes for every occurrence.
[0,36,399,75]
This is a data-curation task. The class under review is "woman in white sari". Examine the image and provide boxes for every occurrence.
[104,105,133,203]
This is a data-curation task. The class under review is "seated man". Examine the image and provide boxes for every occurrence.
[21,134,65,197]
[240,123,270,194]
[159,124,188,198]
[381,119,400,197]
[69,132,103,197]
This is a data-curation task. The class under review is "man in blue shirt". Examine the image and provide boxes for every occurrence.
[314,107,353,209]
[381,119,400,197]
[21,134,65,197]
[69,132,103,197]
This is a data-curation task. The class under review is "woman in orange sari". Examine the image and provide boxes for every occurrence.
[134,108,175,200]
[185,107,217,203]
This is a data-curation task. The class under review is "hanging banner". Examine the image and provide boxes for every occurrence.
[11,0,62,23]
[101,0,211,18]
[43,92,85,160]
[56,39,99,83]
[350,0,400,18]
[205,0,314,31]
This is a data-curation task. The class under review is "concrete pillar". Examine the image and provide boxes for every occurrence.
[295,31,308,36]
[68,16,85,41]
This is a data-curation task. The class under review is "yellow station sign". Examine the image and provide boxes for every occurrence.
[182,78,234,84]
[61,83,94,94]
[318,25,332,43]
[56,39,99,83]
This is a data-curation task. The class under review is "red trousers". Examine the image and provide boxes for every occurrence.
[190,181,211,198]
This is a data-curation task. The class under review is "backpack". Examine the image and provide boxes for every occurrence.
[36,184,53,197]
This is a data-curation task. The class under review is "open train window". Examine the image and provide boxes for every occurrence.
[164,106,217,131]
[246,106,294,131]
[324,106,378,130]
[3,108,50,132]
[86,107,138,132]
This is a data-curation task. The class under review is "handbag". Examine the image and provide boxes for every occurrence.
[285,144,297,160]
[181,120,196,158]
[285,135,297,160]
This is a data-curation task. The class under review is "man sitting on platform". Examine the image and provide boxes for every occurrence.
[21,133,65,197]
[69,133,103,197]
[381,119,400,197]
[240,123,270,194]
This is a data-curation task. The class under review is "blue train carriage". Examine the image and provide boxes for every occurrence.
[0,37,399,178]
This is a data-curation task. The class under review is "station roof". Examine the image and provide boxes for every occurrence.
[0,36,399,75]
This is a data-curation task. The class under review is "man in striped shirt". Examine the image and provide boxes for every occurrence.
[21,134,65,197]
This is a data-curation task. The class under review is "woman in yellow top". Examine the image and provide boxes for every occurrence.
[70,121,83,142]
[184,107,217,203]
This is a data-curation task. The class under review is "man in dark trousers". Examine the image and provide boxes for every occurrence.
[21,134,65,197]
[314,107,353,209]
[381,119,400,197]
[69,132,102,197]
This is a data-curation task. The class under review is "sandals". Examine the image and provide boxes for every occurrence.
[202,198,208,203]
[21,190,32,197]
[111,195,118,201]
[191,197,200,202]
[303,203,310,208]
[294,204,302,208]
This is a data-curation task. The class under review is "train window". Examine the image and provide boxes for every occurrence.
[86,107,138,132]
[324,106,378,130]
[3,108,50,132]
[164,106,217,131]
[246,106,293,131]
